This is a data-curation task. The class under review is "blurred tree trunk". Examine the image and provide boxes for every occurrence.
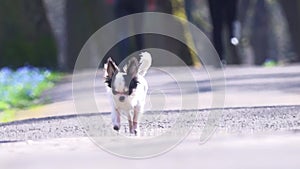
[239,0,294,65]
[279,0,300,61]
[251,0,269,65]
[43,0,67,71]
[238,0,256,65]
[44,0,115,71]
[143,0,194,66]
[65,0,114,71]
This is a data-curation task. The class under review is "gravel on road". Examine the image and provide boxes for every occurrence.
[1,105,299,142]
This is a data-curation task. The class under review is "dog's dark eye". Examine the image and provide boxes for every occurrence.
[122,75,139,95]
[112,90,117,95]
[124,91,130,95]
[128,78,139,95]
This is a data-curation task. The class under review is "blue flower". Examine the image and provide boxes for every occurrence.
[0,65,59,110]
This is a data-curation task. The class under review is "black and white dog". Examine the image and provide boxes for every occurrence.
[104,52,152,135]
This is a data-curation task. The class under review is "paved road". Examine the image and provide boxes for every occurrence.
[1,65,300,168]
[0,106,300,169]
[1,133,300,169]
[12,65,300,120]
[1,134,300,168]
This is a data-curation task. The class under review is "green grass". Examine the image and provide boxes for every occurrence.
[0,66,63,122]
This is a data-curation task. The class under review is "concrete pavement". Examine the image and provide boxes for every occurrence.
[1,132,300,169]
[12,65,300,121]
[1,65,300,169]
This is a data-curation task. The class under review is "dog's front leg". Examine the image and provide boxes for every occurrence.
[128,120,133,134]
[111,109,120,131]
[133,106,141,136]
[127,112,134,134]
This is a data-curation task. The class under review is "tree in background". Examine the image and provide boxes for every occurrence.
[279,0,300,62]
[241,0,295,65]
[0,0,299,70]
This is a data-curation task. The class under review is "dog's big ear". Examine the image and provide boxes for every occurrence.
[104,57,118,88]
[105,57,118,78]
[126,57,139,78]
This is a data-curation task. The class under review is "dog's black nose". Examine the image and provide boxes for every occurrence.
[119,96,125,102]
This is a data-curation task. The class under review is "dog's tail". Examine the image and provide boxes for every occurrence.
[138,52,152,76]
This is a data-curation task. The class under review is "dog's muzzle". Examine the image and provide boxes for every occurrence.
[119,96,125,102]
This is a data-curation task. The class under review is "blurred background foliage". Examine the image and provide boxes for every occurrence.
[0,0,299,119]
[0,0,57,68]
[0,0,299,71]
[0,66,62,122]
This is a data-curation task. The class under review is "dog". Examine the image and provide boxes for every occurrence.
[104,52,152,135]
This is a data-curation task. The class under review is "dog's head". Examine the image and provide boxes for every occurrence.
[105,57,139,102]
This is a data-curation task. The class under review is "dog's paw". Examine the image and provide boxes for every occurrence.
[113,125,120,131]
[134,129,140,136]
[134,129,138,136]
